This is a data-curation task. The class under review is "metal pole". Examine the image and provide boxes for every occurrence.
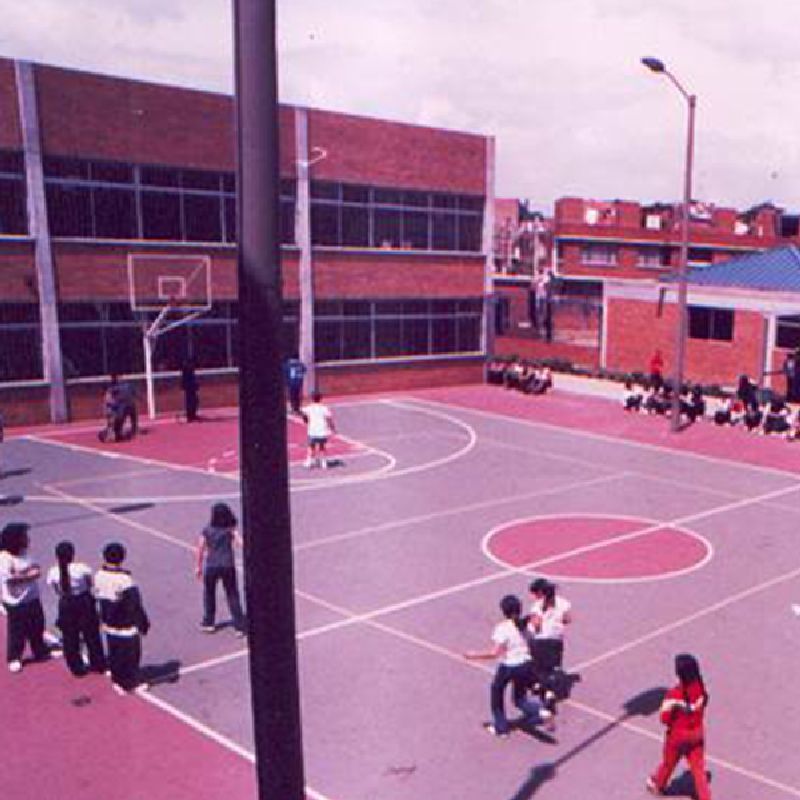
[143,333,156,420]
[671,92,696,432]
[232,2,305,799]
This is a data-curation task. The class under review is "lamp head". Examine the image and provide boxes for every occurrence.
[642,57,666,73]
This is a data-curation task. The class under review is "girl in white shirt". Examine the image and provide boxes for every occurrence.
[46,541,106,677]
[464,594,552,737]
[529,578,573,709]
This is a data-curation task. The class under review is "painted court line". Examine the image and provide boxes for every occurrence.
[406,395,800,483]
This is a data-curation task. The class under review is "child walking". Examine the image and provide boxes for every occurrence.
[46,541,106,677]
[647,653,711,799]
[94,542,149,693]
[0,522,50,673]
[196,503,247,636]
[464,594,552,737]
[301,391,336,469]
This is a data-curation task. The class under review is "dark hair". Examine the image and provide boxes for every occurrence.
[210,502,237,529]
[1,523,30,556]
[529,577,556,611]
[103,542,126,565]
[529,577,549,594]
[312,391,322,403]
[499,594,526,632]
[55,541,75,595]
[675,652,709,710]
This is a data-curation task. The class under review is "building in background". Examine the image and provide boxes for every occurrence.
[0,59,494,424]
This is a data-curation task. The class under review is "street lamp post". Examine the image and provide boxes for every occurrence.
[642,57,697,432]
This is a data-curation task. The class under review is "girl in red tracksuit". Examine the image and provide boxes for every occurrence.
[647,653,711,799]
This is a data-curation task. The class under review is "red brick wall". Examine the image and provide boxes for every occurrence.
[0,384,51,426]
[34,65,297,174]
[0,242,37,300]
[495,336,600,369]
[308,108,486,193]
[606,298,764,385]
[0,58,21,149]
[318,358,483,395]
[495,198,519,227]
[313,251,484,298]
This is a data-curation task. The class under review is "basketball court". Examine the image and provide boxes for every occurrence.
[3,384,800,799]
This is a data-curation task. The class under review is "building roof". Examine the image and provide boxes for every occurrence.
[686,245,800,292]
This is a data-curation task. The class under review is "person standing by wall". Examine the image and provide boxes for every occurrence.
[46,540,106,677]
[647,653,711,799]
[196,502,247,636]
[0,522,50,673]
[285,355,307,414]
[180,359,200,422]
[649,349,665,391]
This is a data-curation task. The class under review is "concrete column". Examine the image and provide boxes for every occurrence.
[480,136,496,363]
[294,107,315,392]
[15,60,67,422]
[763,313,776,389]
[600,282,609,369]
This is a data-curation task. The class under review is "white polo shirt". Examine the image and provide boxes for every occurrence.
[530,595,571,640]
[303,403,333,439]
[0,551,41,606]
[46,562,93,596]
[492,619,531,666]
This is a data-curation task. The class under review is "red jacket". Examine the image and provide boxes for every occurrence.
[659,680,706,736]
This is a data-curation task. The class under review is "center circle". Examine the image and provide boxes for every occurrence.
[483,514,713,584]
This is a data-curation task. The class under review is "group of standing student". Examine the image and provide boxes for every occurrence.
[463,578,572,737]
[0,522,149,693]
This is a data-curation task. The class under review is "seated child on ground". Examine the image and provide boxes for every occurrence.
[623,381,644,412]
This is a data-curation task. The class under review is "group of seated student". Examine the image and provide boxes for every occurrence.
[487,359,553,395]
[624,372,800,439]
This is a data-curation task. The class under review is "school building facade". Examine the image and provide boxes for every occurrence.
[0,58,495,425]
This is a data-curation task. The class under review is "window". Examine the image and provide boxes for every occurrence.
[311,204,339,245]
[0,178,27,234]
[688,306,734,341]
[581,244,617,266]
[46,184,92,237]
[141,191,181,239]
[94,188,137,239]
[776,316,800,350]
[688,248,713,267]
[0,302,41,381]
[374,209,401,248]
[184,193,222,242]
[637,247,671,269]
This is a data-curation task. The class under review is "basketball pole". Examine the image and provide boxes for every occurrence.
[233,2,306,800]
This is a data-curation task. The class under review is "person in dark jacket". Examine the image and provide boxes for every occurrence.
[180,359,200,422]
[196,503,246,636]
[46,541,106,677]
[284,355,307,414]
[647,653,711,799]
[94,542,149,692]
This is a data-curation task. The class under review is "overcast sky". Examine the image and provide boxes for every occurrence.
[3,0,800,212]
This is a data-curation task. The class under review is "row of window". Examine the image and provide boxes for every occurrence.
[578,244,716,269]
[0,298,482,381]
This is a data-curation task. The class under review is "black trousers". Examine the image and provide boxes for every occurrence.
[5,599,48,663]
[531,638,565,686]
[203,567,246,631]
[57,593,106,676]
[288,381,303,413]
[106,633,142,690]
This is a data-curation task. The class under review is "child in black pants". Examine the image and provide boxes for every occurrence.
[94,542,149,692]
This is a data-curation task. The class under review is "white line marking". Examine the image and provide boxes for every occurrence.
[405,395,800,482]
[481,513,715,585]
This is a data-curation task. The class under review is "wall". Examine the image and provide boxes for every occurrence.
[495,336,600,370]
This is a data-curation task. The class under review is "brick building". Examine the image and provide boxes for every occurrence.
[0,59,494,424]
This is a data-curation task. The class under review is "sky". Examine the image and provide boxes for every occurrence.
[2,0,800,212]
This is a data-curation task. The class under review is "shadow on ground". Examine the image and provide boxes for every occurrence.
[508,686,667,799]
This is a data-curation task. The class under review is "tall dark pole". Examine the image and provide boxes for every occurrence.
[641,57,697,432]
[232,2,306,799]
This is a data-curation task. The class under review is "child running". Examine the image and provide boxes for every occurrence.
[464,594,552,737]
[0,522,50,673]
[301,391,336,469]
[196,503,247,636]
[46,541,106,677]
[94,542,150,693]
[647,653,711,799]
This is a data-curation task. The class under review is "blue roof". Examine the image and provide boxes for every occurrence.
[684,245,800,292]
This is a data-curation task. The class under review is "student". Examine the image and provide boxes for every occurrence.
[623,381,643,412]
[687,386,706,423]
[647,653,711,800]
[196,503,246,636]
[743,401,763,433]
[648,349,664,391]
[98,381,122,443]
[284,355,307,414]
[464,594,552,737]
[0,522,50,673]
[46,541,106,677]
[763,396,791,435]
[94,542,149,693]
[530,365,553,395]
[180,359,200,422]
[786,407,800,441]
[301,391,336,469]
[528,578,572,709]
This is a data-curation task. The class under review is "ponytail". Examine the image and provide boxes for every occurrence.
[675,652,709,710]
[55,541,75,596]
[500,594,526,633]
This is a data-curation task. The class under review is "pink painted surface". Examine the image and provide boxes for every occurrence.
[488,517,708,579]
[0,643,256,800]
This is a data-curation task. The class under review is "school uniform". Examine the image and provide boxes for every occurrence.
[200,526,246,633]
[0,550,49,665]
[488,619,542,735]
[529,595,571,686]
[650,680,710,800]
[94,564,149,691]
[46,562,106,676]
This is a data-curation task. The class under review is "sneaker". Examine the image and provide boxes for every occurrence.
[321,459,328,470]
[303,459,314,469]
[482,722,510,738]
[200,624,216,633]
[645,777,661,795]
[8,660,22,674]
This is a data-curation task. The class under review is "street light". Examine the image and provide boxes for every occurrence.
[642,56,697,432]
